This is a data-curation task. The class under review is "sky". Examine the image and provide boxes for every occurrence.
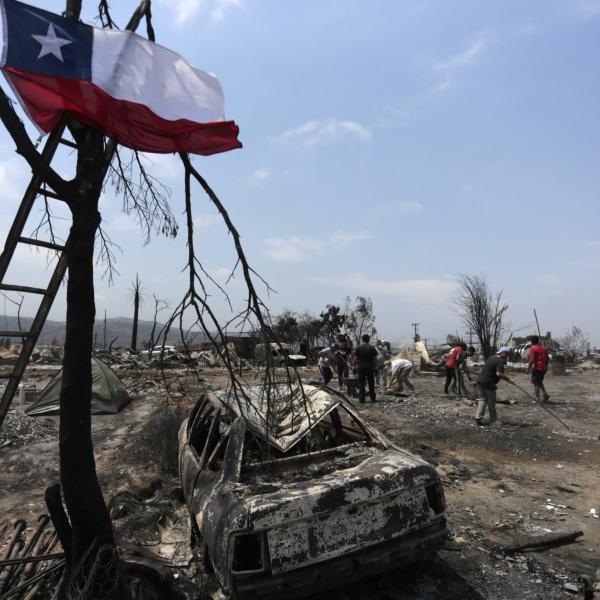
[0,0,599,347]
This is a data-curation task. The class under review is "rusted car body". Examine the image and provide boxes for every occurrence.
[179,384,447,599]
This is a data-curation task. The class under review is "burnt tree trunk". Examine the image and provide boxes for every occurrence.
[131,274,140,351]
[57,125,115,597]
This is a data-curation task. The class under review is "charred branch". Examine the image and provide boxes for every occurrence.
[0,89,72,201]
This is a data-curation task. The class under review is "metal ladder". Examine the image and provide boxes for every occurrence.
[0,119,75,430]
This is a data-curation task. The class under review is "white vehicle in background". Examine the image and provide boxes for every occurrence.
[139,344,177,361]
[254,342,306,367]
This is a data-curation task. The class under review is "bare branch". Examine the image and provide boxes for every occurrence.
[145,3,155,41]
[95,225,120,283]
[98,0,116,28]
[1,292,25,331]
[0,89,72,200]
[106,148,178,244]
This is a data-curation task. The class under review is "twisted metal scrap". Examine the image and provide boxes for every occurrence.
[0,516,64,600]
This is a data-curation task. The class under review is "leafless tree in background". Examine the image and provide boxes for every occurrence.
[147,294,169,355]
[453,274,508,359]
[558,325,590,360]
[344,296,377,346]
[129,274,143,351]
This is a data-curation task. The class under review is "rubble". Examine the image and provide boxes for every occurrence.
[0,410,57,449]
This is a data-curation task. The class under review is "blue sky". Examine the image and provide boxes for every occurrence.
[1,0,599,346]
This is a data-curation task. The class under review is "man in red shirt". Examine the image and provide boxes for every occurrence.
[444,342,466,395]
[527,335,550,402]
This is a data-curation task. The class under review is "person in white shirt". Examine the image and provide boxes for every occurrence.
[317,347,334,385]
[387,358,415,392]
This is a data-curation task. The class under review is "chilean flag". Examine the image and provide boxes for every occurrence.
[0,0,241,155]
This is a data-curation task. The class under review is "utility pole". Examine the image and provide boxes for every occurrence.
[103,308,107,350]
[468,328,473,346]
[411,322,420,343]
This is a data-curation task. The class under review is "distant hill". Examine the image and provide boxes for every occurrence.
[0,314,210,348]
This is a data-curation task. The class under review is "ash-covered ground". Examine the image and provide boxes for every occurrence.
[1,364,598,599]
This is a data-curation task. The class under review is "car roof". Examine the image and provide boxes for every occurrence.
[212,384,340,453]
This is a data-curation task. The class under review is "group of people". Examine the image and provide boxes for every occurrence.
[318,334,414,404]
[444,336,550,426]
[318,333,551,424]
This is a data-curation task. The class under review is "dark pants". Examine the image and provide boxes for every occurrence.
[358,367,376,403]
[320,365,333,385]
[444,367,457,393]
[336,363,348,387]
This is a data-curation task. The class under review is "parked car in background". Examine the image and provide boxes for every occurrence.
[138,344,177,361]
[179,384,447,599]
[253,342,306,367]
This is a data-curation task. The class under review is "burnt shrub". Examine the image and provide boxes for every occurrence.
[125,402,186,476]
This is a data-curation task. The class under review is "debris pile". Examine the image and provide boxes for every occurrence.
[0,411,57,450]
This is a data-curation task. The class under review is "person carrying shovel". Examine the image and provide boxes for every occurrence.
[475,346,515,426]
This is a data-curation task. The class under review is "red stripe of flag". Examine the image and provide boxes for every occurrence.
[4,66,242,155]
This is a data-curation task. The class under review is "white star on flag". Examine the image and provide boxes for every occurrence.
[31,24,72,62]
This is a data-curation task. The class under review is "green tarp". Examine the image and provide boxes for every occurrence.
[26,357,132,416]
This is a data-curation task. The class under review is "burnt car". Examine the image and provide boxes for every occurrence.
[178,384,447,599]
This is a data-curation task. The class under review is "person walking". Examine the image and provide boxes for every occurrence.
[354,334,378,403]
[317,347,334,385]
[375,340,388,388]
[475,346,515,426]
[444,342,466,394]
[527,335,550,402]
[387,357,415,393]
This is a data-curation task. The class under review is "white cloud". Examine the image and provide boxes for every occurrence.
[330,229,371,249]
[210,0,242,22]
[138,153,180,182]
[247,167,270,186]
[162,0,203,26]
[278,118,372,146]
[313,272,457,302]
[381,201,423,215]
[262,236,324,263]
[433,29,493,93]
[210,267,234,282]
[159,0,243,26]
[262,229,370,263]
[0,158,27,205]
